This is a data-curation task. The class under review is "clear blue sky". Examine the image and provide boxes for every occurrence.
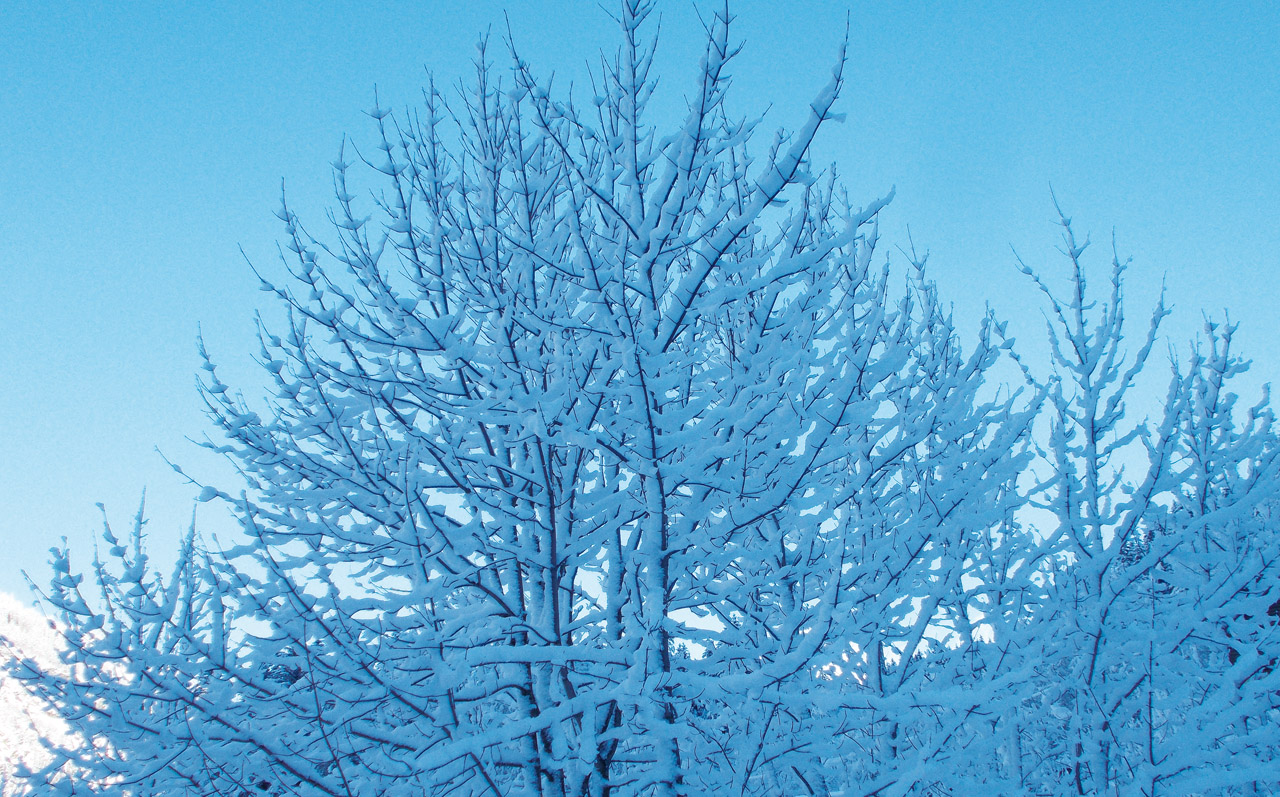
[2,1,1277,599]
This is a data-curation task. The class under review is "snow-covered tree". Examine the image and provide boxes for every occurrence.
[6,4,1043,794]
[7,4,1277,796]
[999,212,1280,795]
[0,594,78,797]
[1132,320,1280,794]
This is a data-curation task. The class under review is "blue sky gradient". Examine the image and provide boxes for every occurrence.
[2,1,1277,597]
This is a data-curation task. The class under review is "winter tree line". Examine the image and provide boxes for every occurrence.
[3,3,1277,794]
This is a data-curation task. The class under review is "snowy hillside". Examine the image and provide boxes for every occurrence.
[0,593,71,796]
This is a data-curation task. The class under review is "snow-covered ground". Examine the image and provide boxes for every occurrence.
[0,593,71,796]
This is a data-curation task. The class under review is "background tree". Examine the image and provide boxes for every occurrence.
[1000,215,1280,795]
[0,594,77,796]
